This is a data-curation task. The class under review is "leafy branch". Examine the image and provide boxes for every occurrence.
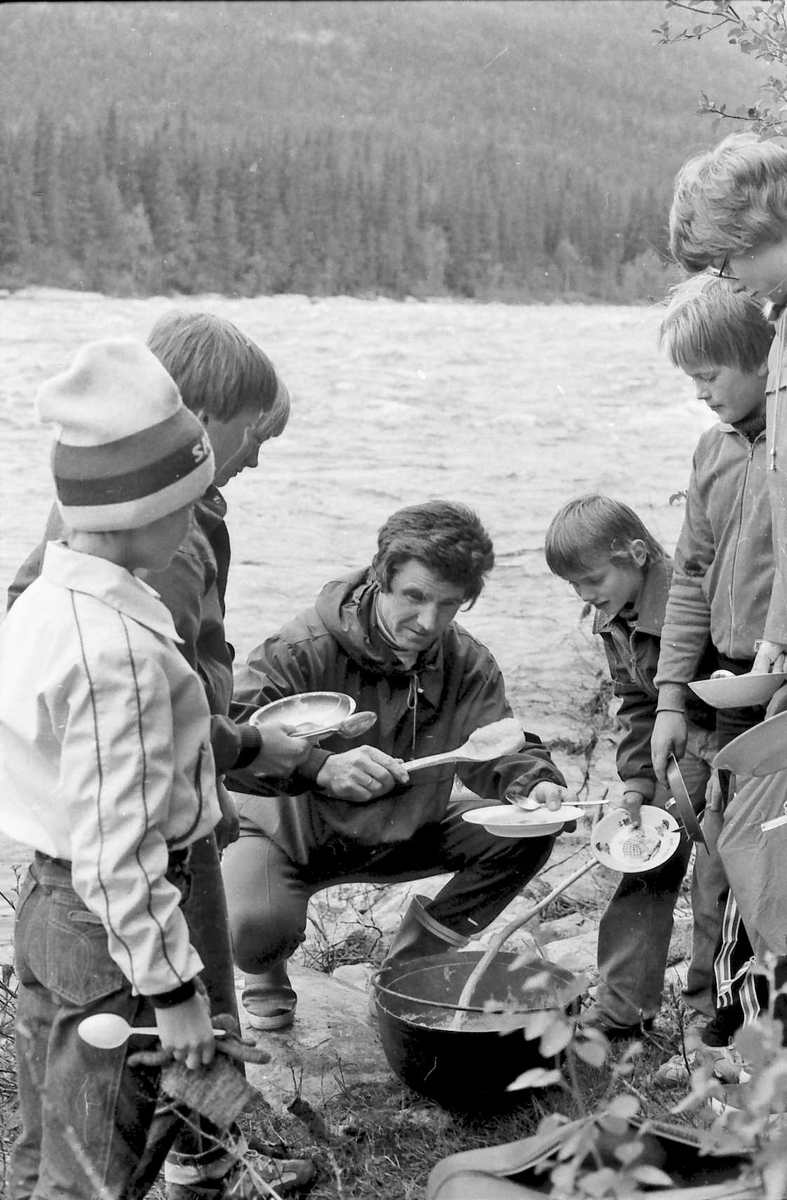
[656,0,787,136]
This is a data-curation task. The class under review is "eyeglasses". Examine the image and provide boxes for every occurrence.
[712,255,737,281]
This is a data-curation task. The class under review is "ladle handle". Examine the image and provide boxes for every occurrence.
[401,751,464,772]
[449,858,599,1029]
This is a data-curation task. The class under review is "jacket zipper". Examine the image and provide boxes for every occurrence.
[727,434,762,649]
[771,314,786,472]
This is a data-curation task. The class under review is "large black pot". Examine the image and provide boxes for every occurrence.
[372,950,580,1111]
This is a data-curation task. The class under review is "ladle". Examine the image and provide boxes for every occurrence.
[402,717,524,773]
[78,1013,226,1050]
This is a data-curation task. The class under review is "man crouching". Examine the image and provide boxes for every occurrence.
[223,500,573,1030]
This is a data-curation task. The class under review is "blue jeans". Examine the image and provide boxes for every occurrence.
[595,730,729,1028]
[9,856,161,1200]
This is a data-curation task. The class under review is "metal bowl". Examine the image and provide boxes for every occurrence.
[249,692,355,740]
[688,671,787,710]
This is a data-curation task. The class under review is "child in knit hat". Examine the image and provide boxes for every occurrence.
[0,338,226,1198]
[6,313,315,1198]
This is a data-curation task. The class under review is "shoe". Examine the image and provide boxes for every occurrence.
[166,1152,315,1197]
[242,962,297,1032]
[580,1005,654,1041]
[655,1045,746,1087]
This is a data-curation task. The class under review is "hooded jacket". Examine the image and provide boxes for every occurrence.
[230,569,564,860]
[655,420,773,686]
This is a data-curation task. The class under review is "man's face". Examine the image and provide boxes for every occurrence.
[726,240,787,309]
[205,405,271,488]
[680,358,767,426]
[377,559,467,653]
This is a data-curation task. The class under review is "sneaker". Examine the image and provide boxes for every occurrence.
[166,1152,315,1198]
[655,1045,746,1087]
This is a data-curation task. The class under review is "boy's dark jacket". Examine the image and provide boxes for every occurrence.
[229,568,565,860]
[593,555,713,801]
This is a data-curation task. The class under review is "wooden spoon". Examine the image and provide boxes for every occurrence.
[402,717,524,773]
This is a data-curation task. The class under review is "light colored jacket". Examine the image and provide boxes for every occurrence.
[655,421,773,686]
[0,541,221,997]
[765,313,787,643]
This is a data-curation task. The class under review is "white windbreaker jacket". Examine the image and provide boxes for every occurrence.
[0,541,221,997]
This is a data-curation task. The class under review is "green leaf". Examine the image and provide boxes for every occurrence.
[613,1139,643,1165]
[506,1066,563,1091]
[630,1164,675,1186]
[522,1009,557,1042]
[574,1038,608,1067]
[605,1094,639,1119]
[540,1019,574,1058]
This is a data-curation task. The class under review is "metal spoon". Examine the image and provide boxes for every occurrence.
[515,796,609,811]
[335,711,378,739]
[78,1013,226,1050]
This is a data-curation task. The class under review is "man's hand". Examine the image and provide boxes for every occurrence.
[214,779,240,851]
[315,746,410,802]
[508,780,576,811]
[752,639,787,674]
[246,723,313,777]
[651,711,687,787]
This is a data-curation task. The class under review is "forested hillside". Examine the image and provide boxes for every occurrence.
[0,1,765,301]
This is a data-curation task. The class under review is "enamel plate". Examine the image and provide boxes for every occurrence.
[592,805,680,873]
[462,804,585,839]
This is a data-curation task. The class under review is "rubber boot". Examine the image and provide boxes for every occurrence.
[241,960,297,1031]
[368,895,471,1028]
[384,893,471,965]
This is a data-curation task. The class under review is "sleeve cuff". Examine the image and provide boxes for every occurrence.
[149,979,197,1009]
[233,724,264,770]
[299,747,331,781]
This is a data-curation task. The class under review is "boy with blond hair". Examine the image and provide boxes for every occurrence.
[652,272,775,1057]
[0,339,221,1198]
[669,132,787,671]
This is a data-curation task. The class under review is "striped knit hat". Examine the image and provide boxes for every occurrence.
[36,338,215,531]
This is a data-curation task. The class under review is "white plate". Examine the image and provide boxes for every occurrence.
[688,671,787,710]
[592,805,680,874]
[462,804,585,839]
[249,692,356,740]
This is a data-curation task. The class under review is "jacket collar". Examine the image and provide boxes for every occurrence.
[592,555,671,639]
[195,485,228,535]
[42,541,182,643]
[316,569,445,706]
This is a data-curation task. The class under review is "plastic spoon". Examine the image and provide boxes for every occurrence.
[78,1013,226,1050]
[401,718,525,773]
